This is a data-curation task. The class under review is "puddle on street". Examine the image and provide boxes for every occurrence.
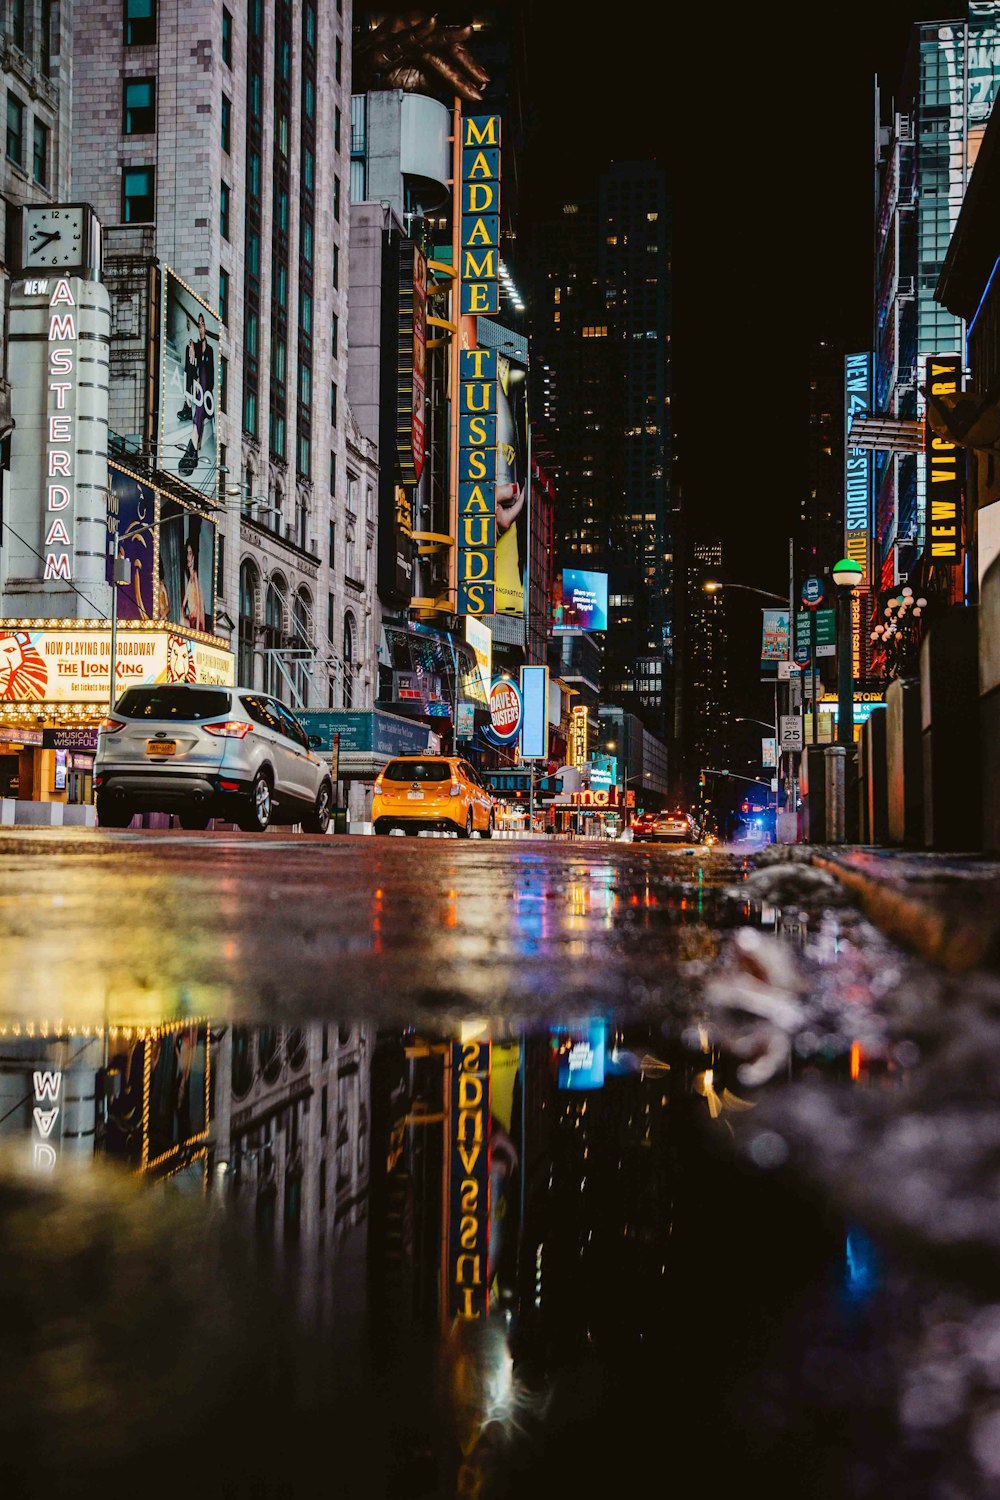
[0,865,978,1499]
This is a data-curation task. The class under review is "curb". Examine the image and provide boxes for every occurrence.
[812,852,1000,974]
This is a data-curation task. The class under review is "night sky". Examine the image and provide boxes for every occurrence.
[518,1,948,724]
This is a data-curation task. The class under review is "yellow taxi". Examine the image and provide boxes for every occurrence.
[372,756,495,838]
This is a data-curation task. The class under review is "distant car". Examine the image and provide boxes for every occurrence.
[651,809,700,844]
[372,756,495,838]
[630,812,659,843]
[94,684,334,833]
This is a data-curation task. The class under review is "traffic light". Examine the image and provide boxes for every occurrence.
[741,799,750,814]
[699,772,706,788]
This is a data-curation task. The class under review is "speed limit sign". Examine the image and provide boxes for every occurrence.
[779,715,803,752]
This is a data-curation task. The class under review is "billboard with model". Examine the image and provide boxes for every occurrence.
[158,269,219,501]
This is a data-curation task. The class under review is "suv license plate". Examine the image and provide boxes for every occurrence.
[407,791,424,801]
[147,740,176,756]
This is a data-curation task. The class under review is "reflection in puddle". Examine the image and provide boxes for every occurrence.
[0,997,911,1497]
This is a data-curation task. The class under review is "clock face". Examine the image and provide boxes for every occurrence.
[23,206,87,269]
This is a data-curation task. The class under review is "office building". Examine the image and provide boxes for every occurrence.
[685,543,731,777]
[873,2,1000,591]
[531,161,672,736]
[72,0,377,732]
[0,0,74,444]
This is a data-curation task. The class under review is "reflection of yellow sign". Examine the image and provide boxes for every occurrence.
[0,622,234,704]
[570,703,588,768]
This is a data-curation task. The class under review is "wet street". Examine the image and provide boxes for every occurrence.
[2,830,1000,1499]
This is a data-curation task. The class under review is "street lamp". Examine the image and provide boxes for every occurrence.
[832,557,863,747]
[702,580,787,604]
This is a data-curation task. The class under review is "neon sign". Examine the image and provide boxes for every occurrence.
[461,115,500,316]
[457,347,497,615]
[44,279,79,581]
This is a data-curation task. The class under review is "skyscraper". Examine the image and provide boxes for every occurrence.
[531,160,672,736]
[685,542,731,777]
[0,0,74,446]
[71,0,376,736]
[873,2,1000,590]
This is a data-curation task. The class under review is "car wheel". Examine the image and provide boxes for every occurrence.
[237,770,272,832]
[302,781,332,835]
[481,809,495,840]
[96,795,134,829]
[179,810,211,830]
[458,808,474,839]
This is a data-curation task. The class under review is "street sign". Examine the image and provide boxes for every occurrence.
[801,576,825,608]
[777,660,801,679]
[794,642,810,665]
[779,715,804,752]
[795,607,836,658]
[761,737,777,767]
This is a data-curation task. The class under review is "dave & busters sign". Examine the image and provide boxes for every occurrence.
[486,677,522,745]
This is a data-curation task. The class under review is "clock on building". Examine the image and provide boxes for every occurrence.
[21,203,100,273]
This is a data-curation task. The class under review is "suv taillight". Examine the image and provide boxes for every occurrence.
[99,717,126,734]
[203,720,255,739]
[449,779,462,797]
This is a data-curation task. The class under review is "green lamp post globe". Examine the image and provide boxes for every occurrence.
[832,557,864,589]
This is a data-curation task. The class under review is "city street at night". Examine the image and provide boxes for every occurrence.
[5,1,1000,1496]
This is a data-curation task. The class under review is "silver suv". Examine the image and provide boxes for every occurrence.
[94,684,334,833]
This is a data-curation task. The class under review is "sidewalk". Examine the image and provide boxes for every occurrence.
[808,848,1000,973]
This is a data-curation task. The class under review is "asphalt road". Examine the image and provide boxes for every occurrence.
[0,828,749,1027]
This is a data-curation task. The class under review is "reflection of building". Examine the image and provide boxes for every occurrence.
[214,1023,371,1313]
[0,1020,212,1187]
[71,1,376,757]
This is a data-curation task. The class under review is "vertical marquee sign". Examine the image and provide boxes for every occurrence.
[450,1039,491,1319]
[458,347,498,614]
[844,352,874,685]
[3,274,111,614]
[843,352,873,588]
[925,355,963,565]
[461,115,501,316]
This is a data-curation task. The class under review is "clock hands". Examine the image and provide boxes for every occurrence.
[32,229,61,250]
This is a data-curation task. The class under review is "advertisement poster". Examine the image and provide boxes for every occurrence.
[760,609,790,661]
[0,626,233,702]
[553,569,609,633]
[159,268,219,500]
[108,465,157,622]
[494,351,529,616]
[158,498,215,635]
[464,615,492,705]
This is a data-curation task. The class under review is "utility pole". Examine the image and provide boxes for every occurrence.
[786,535,796,813]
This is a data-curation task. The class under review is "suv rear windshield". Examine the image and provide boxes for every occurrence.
[382,759,452,782]
[116,687,233,721]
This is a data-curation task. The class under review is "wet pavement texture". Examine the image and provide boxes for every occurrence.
[1,829,999,1498]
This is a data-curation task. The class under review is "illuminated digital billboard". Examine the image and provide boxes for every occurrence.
[552,569,608,633]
